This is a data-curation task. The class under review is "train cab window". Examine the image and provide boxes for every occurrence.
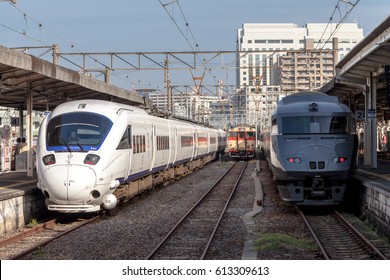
[281,116,349,134]
[116,125,132,150]
[46,112,112,151]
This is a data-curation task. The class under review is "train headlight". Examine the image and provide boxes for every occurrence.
[84,154,100,165]
[287,157,301,164]
[42,154,56,165]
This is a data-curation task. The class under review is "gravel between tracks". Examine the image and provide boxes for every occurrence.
[22,156,320,260]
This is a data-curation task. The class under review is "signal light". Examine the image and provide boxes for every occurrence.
[332,156,347,163]
[84,154,100,165]
[287,157,301,163]
[42,154,56,165]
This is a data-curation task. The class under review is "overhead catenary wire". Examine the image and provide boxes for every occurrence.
[286,0,361,91]
[1,1,135,87]
[158,0,228,95]
[314,0,361,52]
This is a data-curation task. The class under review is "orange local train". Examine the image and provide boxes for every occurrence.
[227,126,256,159]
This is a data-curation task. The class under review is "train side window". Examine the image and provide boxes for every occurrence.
[181,136,193,147]
[329,116,347,133]
[271,118,278,134]
[157,135,169,150]
[116,125,132,150]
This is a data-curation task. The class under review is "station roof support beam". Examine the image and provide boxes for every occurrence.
[320,15,390,169]
[0,45,151,111]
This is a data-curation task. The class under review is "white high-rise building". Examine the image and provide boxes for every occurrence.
[236,23,364,128]
[148,91,219,124]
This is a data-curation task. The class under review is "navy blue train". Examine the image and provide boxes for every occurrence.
[260,92,358,206]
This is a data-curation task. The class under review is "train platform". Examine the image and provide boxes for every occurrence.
[0,171,37,199]
[0,170,43,236]
[354,159,390,192]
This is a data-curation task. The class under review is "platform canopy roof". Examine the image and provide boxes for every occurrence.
[0,45,152,111]
[320,15,390,112]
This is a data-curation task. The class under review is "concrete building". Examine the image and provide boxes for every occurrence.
[236,23,364,128]
[147,91,220,125]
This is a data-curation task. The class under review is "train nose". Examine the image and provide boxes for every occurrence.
[297,145,348,171]
[42,165,97,203]
[300,145,331,165]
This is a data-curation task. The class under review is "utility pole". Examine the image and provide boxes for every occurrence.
[164,58,172,115]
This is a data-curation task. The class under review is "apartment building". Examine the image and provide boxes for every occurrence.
[236,22,364,128]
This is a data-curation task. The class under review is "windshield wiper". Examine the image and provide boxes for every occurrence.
[60,137,72,153]
[74,141,85,152]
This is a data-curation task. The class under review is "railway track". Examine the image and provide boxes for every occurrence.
[299,209,389,260]
[0,215,99,260]
[146,161,247,260]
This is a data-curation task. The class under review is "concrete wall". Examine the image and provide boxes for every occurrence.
[359,182,390,241]
[0,188,46,235]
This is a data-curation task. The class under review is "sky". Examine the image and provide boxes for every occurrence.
[0,0,389,91]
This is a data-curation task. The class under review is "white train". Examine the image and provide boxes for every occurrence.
[36,99,226,213]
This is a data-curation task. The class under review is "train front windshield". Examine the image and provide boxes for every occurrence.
[46,112,113,151]
[281,116,353,134]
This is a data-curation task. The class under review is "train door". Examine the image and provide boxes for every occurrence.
[172,127,178,164]
[166,121,172,167]
[207,133,211,154]
[124,125,132,176]
[149,125,156,171]
[193,131,198,159]
[237,131,246,152]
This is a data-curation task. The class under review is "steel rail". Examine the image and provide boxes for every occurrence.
[200,161,247,259]
[297,208,330,260]
[10,216,100,260]
[146,161,246,260]
[334,211,388,260]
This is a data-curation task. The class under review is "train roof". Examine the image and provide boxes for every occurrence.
[278,92,338,105]
[49,99,148,117]
[47,99,225,132]
[227,126,256,132]
[274,92,351,115]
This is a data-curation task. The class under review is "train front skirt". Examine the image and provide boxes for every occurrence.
[276,176,349,206]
